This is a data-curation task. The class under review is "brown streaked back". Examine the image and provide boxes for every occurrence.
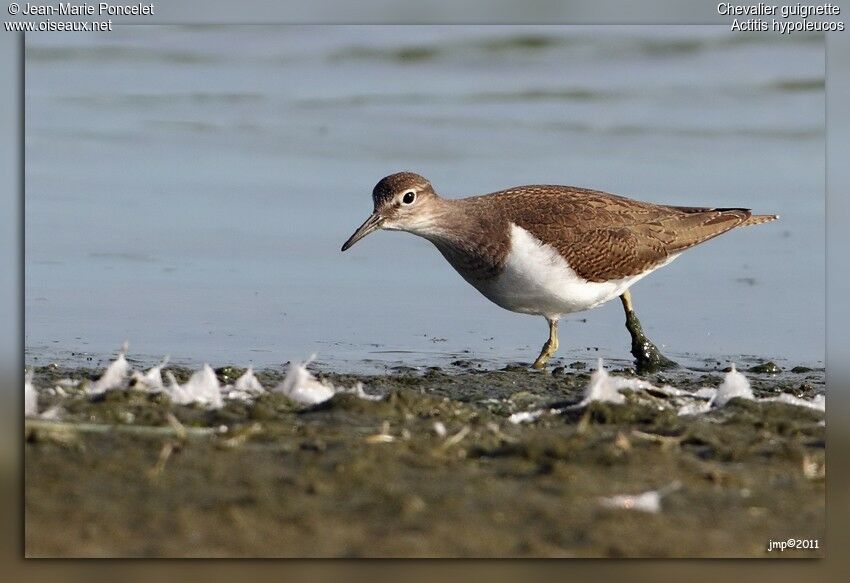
[458,185,777,283]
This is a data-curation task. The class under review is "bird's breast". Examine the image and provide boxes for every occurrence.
[460,224,646,318]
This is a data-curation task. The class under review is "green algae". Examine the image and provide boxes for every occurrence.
[749,361,783,374]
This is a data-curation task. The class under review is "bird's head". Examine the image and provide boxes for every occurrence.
[341,172,443,251]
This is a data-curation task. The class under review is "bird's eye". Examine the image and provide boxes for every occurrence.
[402,191,416,205]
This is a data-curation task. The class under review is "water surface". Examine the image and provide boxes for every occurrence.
[25,26,825,370]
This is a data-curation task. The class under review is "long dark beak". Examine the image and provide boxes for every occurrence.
[341,212,383,252]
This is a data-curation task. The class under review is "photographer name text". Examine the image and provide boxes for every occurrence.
[13,2,153,16]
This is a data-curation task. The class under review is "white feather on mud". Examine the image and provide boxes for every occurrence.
[131,356,169,391]
[676,400,712,416]
[34,345,385,409]
[677,364,827,414]
[511,359,681,424]
[599,482,681,513]
[224,367,267,400]
[582,359,627,405]
[508,358,628,425]
[165,365,223,409]
[510,359,824,424]
[235,367,265,394]
[273,359,335,405]
[508,409,550,424]
[273,357,380,405]
[581,359,696,405]
[87,351,130,394]
[710,364,754,407]
[30,347,821,423]
[769,393,825,411]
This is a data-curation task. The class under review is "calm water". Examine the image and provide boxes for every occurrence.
[25,26,825,370]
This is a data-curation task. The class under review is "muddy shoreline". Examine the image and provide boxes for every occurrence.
[25,359,825,557]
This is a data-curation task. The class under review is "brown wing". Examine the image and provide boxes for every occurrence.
[477,186,766,283]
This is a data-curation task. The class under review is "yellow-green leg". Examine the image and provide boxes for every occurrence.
[532,318,559,369]
[620,290,677,373]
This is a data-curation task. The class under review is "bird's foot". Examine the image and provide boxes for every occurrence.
[625,312,677,374]
[532,339,558,370]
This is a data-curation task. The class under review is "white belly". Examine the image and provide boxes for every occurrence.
[471,224,671,319]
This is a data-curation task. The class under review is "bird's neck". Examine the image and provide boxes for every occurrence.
[407,197,509,281]
[406,197,480,245]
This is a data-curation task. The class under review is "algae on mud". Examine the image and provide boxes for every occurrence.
[25,361,825,557]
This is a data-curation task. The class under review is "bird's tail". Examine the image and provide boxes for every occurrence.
[741,213,779,227]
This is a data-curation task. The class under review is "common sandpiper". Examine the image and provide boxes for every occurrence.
[341,172,777,372]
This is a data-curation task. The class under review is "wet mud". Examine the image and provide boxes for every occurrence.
[25,359,825,557]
